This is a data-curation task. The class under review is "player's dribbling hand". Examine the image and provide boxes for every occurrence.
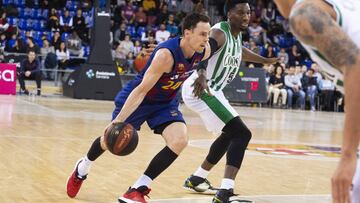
[331,154,357,203]
[104,120,120,136]
[192,73,212,98]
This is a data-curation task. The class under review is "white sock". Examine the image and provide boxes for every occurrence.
[193,167,210,179]
[220,178,235,190]
[132,175,153,189]
[77,156,92,177]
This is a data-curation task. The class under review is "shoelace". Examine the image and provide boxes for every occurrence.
[137,188,151,199]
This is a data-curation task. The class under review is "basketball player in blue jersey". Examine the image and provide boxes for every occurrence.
[274,1,360,203]
[66,13,212,203]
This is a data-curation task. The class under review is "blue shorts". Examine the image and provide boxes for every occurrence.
[112,90,185,134]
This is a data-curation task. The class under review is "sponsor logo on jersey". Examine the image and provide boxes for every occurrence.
[224,55,240,68]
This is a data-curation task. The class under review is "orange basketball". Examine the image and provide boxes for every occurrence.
[104,122,138,156]
[134,55,150,73]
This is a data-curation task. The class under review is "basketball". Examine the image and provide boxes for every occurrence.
[104,122,138,156]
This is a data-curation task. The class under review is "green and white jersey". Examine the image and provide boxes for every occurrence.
[295,0,360,93]
[206,21,242,92]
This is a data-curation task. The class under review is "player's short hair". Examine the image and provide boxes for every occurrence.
[182,12,210,33]
[225,0,250,14]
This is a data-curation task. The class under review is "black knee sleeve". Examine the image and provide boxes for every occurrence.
[205,132,232,165]
[223,116,252,168]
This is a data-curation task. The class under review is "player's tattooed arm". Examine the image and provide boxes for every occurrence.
[289,2,360,69]
[289,3,360,203]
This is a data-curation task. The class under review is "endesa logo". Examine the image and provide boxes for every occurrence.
[0,69,15,82]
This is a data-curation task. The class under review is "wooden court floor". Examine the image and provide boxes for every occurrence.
[0,95,344,203]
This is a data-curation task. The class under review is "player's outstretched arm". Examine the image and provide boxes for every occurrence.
[289,2,360,203]
[242,47,278,64]
[112,49,174,123]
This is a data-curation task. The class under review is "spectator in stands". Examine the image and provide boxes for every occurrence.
[60,9,73,33]
[264,44,276,58]
[18,50,42,96]
[166,14,178,37]
[143,0,157,13]
[114,22,127,42]
[81,0,93,11]
[112,43,126,61]
[48,8,61,32]
[51,31,61,50]
[73,8,87,43]
[180,0,194,14]
[268,65,287,107]
[261,2,275,25]
[311,63,323,85]
[135,6,147,27]
[66,30,83,57]
[0,33,6,50]
[144,35,157,47]
[156,4,169,25]
[167,0,180,13]
[288,45,302,66]
[133,40,142,57]
[301,68,318,111]
[5,33,17,52]
[141,30,154,43]
[157,0,167,11]
[285,66,305,109]
[155,23,170,43]
[26,37,40,54]
[41,38,56,80]
[266,20,284,44]
[277,48,289,65]
[121,1,136,25]
[7,36,26,53]
[193,0,206,14]
[0,12,9,35]
[39,0,49,9]
[56,42,70,80]
[248,21,264,44]
[119,34,134,56]
[295,64,303,80]
[301,65,308,74]
[248,39,261,67]
[319,74,337,111]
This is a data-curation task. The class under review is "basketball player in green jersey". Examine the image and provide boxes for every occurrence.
[273,1,360,203]
[182,1,278,202]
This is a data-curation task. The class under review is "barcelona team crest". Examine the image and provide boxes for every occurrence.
[177,64,185,74]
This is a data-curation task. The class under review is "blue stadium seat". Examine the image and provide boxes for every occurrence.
[39,20,46,31]
[137,26,146,38]
[18,18,27,30]
[61,32,69,41]
[42,9,49,19]
[26,19,33,30]
[126,25,137,38]
[7,17,14,26]
[24,8,32,18]
[3,0,12,6]
[32,19,41,31]
[35,8,42,19]
[18,8,25,18]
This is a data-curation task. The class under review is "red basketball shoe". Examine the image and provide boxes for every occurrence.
[66,159,87,198]
[118,186,151,203]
